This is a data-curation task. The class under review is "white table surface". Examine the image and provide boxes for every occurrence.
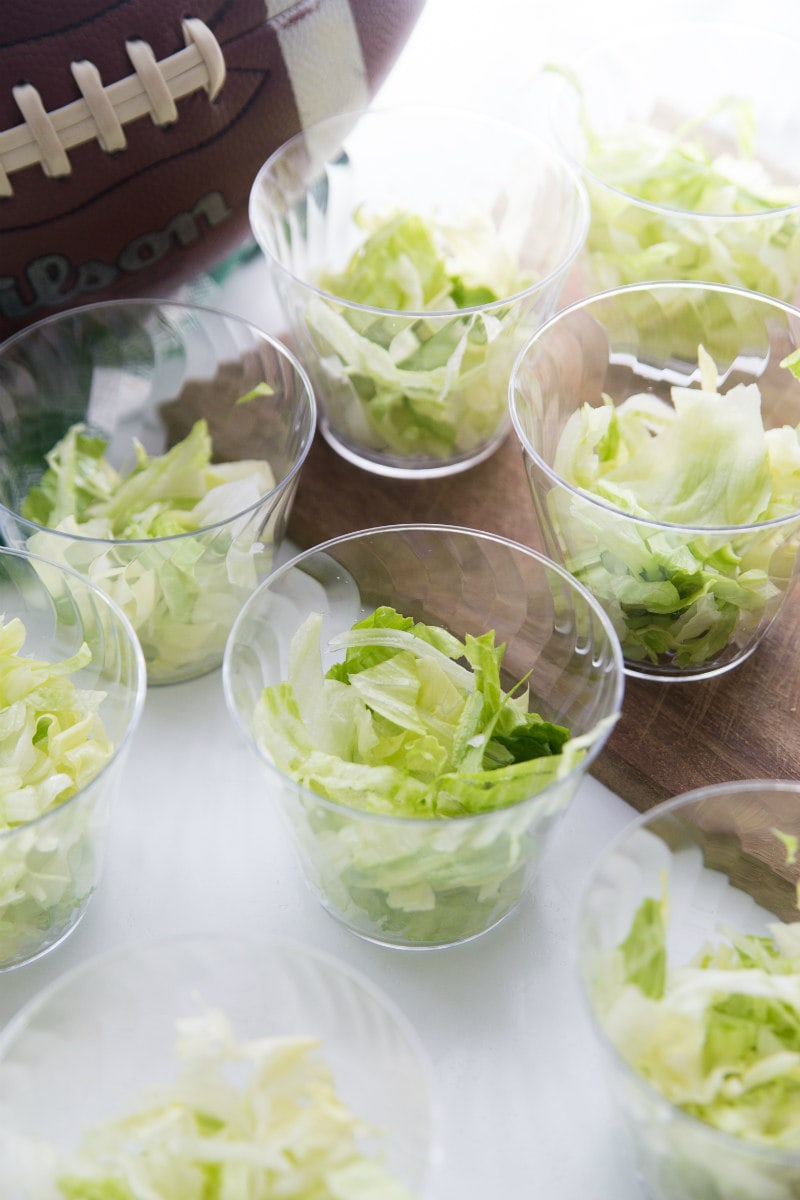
[0,669,642,1200]
[2,2,795,1196]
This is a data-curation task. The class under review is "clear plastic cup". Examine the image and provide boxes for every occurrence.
[0,546,145,970]
[545,21,800,302]
[510,281,800,681]
[578,780,800,1200]
[0,934,439,1196]
[0,299,316,684]
[250,105,588,478]
[223,523,623,949]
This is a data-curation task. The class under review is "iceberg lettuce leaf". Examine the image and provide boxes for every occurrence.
[256,607,581,819]
[48,1009,413,1200]
[600,896,800,1149]
[307,208,535,459]
[20,420,278,681]
[0,616,114,967]
[550,67,800,299]
[551,351,800,667]
[251,607,615,944]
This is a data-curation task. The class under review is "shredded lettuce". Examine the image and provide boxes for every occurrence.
[253,606,613,944]
[0,616,114,967]
[19,421,277,683]
[553,68,800,299]
[306,208,535,461]
[595,893,800,1190]
[550,347,800,669]
[4,1008,413,1199]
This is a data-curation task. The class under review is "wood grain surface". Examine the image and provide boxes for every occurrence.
[286,429,800,812]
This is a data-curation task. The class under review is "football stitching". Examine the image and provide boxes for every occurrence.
[0,67,272,238]
[70,61,127,155]
[0,17,225,198]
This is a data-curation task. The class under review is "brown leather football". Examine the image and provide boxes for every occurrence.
[0,0,425,338]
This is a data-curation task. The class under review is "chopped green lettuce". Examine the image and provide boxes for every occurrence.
[257,606,577,817]
[253,606,614,944]
[773,828,799,867]
[306,208,535,461]
[553,68,800,298]
[5,1009,413,1199]
[597,895,800,1164]
[0,615,114,967]
[21,421,277,683]
[550,348,800,669]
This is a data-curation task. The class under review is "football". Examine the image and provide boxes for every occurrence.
[0,0,425,338]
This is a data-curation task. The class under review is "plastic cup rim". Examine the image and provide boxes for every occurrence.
[0,928,443,1191]
[547,19,800,220]
[248,102,591,319]
[222,521,626,826]
[0,297,317,545]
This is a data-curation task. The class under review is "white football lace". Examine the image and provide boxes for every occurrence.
[0,17,225,198]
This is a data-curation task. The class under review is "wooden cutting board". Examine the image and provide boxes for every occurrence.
[287,429,800,815]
